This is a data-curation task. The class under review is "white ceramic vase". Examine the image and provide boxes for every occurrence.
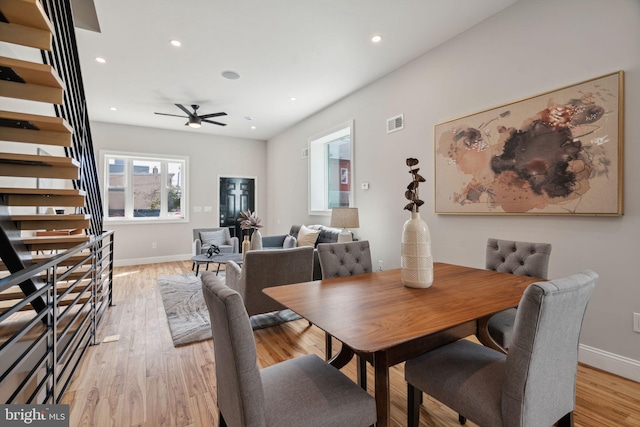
[401,211,433,288]
[250,229,263,250]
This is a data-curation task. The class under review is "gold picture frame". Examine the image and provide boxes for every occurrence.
[434,71,624,216]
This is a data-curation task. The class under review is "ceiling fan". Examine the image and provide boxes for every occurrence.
[154,104,227,128]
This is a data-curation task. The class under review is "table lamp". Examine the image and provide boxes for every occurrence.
[330,207,359,242]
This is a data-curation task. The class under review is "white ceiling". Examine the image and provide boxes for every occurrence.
[75,0,519,141]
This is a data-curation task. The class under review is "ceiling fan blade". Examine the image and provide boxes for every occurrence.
[202,119,227,126]
[175,104,193,117]
[155,112,188,118]
[198,112,227,119]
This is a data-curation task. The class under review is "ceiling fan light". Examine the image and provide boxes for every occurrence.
[188,116,202,128]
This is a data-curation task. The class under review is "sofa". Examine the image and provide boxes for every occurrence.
[193,227,239,255]
[262,225,347,280]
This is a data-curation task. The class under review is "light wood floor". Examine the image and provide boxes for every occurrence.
[61,261,640,426]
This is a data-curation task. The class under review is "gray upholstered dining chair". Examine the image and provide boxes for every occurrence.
[225,247,314,317]
[485,238,552,352]
[317,240,372,389]
[405,270,598,427]
[201,272,377,427]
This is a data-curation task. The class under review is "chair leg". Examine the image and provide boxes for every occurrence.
[219,410,228,427]
[357,356,367,390]
[556,412,574,427]
[325,332,333,361]
[459,414,467,425]
[407,383,421,427]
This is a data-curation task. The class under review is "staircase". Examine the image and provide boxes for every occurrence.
[0,0,114,405]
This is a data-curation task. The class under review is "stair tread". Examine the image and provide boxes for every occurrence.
[0,187,85,196]
[0,252,92,271]
[0,296,91,312]
[0,110,72,133]
[0,0,54,32]
[0,152,79,167]
[11,214,90,221]
[0,279,91,301]
[22,235,89,244]
[0,56,63,89]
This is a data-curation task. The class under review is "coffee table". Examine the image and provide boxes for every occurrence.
[191,253,243,276]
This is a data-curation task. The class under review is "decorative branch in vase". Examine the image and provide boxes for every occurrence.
[238,210,263,251]
[404,157,425,213]
[401,157,433,288]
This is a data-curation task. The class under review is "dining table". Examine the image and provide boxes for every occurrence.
[263,262,544,427]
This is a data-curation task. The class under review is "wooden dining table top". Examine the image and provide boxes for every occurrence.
[263,262,543,354]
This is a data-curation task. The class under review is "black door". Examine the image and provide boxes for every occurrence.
[219,177,255,239]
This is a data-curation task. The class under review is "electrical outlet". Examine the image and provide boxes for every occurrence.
[152,242,157,249]
[377,260,383,271]
[634,313,640,333]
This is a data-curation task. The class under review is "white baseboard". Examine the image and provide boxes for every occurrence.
[113,253,192,267]
[579,344,640,383]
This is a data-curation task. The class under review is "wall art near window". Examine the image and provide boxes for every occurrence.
[434,71,623,216]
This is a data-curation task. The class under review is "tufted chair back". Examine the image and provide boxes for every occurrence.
[485,238,552,353]
[317,241,373,279]
[486,238,551,279]
[317,240,373,386]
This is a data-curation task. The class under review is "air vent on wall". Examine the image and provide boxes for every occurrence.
[387,114,404,133]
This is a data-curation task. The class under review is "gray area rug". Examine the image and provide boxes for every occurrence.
[157,273,301,347]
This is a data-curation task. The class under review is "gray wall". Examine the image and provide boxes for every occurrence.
[265,0,640,376]
[91,121,267,264]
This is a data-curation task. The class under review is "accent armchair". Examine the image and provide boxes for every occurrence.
[405,270,597,427]
[201,273,377,427]
[193,227,239,255]
[225,247,314,317]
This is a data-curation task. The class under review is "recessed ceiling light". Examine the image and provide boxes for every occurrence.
[221,70,240,80]
[371,35,383,43]
[95,57,106,63]
[170,39,181,47]
[289,97,297,101]
[110,107,117,111]
[250,125,256,130]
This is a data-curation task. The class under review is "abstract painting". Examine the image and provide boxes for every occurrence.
[434,72,623,215]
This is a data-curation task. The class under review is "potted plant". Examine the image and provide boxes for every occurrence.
[238,210,263,251]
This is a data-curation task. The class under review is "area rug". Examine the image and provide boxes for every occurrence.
[157,273,301,347]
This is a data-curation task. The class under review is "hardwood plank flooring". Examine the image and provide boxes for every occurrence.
[62,261,640,426]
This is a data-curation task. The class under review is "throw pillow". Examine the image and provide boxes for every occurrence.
[297,225,320,247]
[200,230,226,247]
[283,235,297,249]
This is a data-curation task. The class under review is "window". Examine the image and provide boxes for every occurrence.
[308,121,354,215]
[102,152,187,222]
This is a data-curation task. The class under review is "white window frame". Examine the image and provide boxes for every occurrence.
[101,151,188,224]
[308,120,355,215]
